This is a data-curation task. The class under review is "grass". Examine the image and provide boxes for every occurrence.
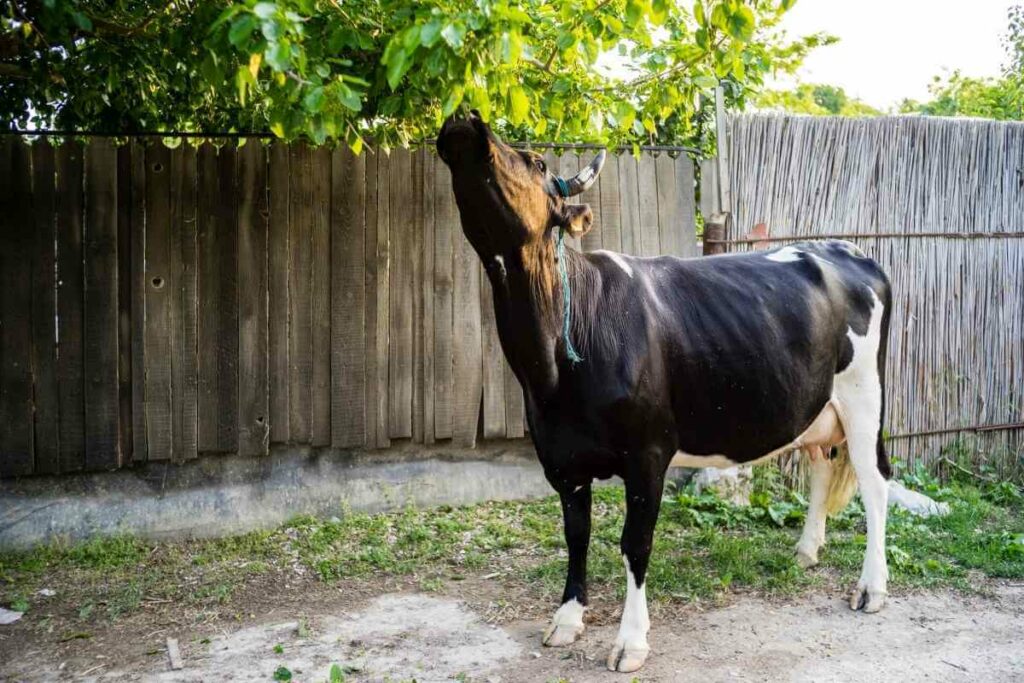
[1,463,1022,628]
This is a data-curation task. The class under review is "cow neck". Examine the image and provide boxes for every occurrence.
[488,236,594,397]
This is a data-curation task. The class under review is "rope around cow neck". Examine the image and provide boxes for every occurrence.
[556,228,584,365]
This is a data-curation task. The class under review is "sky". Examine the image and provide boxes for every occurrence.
[769,0,1016,109]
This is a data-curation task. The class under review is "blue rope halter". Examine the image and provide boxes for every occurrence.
[556,227,583,365]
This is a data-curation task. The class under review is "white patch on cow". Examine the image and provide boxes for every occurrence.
[494,255,504,268]
[811,253,835,268]
[831,288,888,613]
[596,250,634,278]
[572,484,584,493]
[607,555,650,672]
[766,246,803,263]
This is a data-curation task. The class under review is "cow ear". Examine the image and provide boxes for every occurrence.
[563,204,594,238]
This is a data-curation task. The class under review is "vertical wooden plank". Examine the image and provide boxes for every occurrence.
[288,144,312,444]
[637,153,660,256]
[238,142,270,456]
[452,189,483,448]
[311,147,332,447]
[196,143,217,453]
[115,144,133,464]
[432,157,455,440]
[580,150,604,252]
[655,154,681,257]
[373,151,391,448]
[129,140,147,462]
[598,153,622,252]
[480,269,505,439]
[144,144,173,461]
[714,86,733,214]
[618,154,641,255]
[698,158,720,221]
[198,143,239,452]
[172,144,199,462]
[0,139,35,475]
[558,151,582,251]
[83,139,121,470]
[331,147,366,447]
[31,142,60,474]
[412,150,425,444]
[675,155,698,258]
[364,153,380,447]
[55,142,86,471]
[268,144,290,443]
[421,151,436,445]
[388,148,414,439]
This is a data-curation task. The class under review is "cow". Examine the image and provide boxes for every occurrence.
[436,112,893,673]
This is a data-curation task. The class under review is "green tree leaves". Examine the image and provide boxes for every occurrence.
[1,0,824,149]
[756,83,882,117]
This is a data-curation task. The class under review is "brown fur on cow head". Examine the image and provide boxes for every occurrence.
[436,113,604,315]
[436,113,600,254]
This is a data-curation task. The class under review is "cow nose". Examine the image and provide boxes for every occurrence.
[437,116,483,166]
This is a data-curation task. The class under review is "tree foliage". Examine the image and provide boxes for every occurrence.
[755,83,879,117]
[898,72,1022,121]
[1,0,827,149]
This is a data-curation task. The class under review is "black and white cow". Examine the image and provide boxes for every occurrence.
[436,113,892,673]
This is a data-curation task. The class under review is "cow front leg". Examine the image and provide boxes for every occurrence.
[543,484,592,647]
[607,473,663,673]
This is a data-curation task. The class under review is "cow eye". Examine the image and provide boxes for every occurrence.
[534,158,546,173]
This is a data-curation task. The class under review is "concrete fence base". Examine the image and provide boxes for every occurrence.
[0,443,554,551]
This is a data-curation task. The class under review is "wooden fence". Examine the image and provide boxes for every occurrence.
[719,114,1024,472]
[0,137,697,477]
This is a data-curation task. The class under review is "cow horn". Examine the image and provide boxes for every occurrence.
[558,150,607,197]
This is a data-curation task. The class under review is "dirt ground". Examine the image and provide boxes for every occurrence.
[1,575,1022,682]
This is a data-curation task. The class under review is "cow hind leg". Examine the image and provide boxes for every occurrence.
[839,410,888,613]
[833,289,890,613]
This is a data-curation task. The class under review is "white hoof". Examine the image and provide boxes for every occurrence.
[542,621,584,647]
[542,599,585,647]
[849,583,886,613]
[606,642,650,673]
[795,548,819,569]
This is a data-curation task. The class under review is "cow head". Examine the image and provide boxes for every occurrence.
[436,111,605,258]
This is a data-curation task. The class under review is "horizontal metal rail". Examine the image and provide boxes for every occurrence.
[708,230,1024,244]
[0,130,699,154]
[887,421,1024,440]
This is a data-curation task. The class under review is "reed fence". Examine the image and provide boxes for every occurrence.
[722,114,1024,472]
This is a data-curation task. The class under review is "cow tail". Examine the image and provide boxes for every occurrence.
[824,444,859,516]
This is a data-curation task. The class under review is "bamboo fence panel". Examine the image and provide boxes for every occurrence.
[724,114,1024,472]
